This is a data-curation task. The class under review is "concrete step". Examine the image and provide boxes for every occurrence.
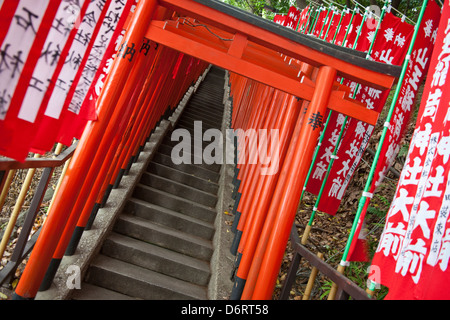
[102,232,211,286]
[151,152,220,182]
[139,172,218,207]
[182,108,223,125]
[147,162,219,195]
[177,119,221,132]
[157,143,222,173]
[180,111,222,126]
[187,102,224,115]
[72,283,139,300]
[114,214,214,261]
[86,254,208,300]
[124,197,215,240]
[133,183,217,223]
[184,104,224,120]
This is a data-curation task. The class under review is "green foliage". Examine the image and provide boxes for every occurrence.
[221,0,296,17]
[222,0,423,23]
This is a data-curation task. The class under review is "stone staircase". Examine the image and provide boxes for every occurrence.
[72,66,226,300]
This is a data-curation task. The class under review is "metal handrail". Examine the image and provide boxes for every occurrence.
[0,142,78,171]
[0,142,77,288]
[279,225,372,300]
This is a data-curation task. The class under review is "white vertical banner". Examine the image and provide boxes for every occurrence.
[0,0,51,120]
[44,0,104,120]
[18,0,87,123]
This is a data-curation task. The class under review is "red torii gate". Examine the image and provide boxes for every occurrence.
[13,0,400,300]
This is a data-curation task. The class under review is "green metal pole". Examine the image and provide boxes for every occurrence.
[300,0,388,246]
[298,6,367,207]
[300,5,314,33]
[340,0,430,271]
[319,7,332,39]
[323,6,337,40]
[308,6,322,34]
[331,6,347,44]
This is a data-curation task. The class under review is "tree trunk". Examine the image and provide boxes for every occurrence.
[296,0,308,9]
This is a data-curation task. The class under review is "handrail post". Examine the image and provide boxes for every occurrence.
[13,0,159,300]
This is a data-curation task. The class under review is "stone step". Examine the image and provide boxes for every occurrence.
[139,172,218,207]
[151,152,220,183]
[86,254,208,300]
[124,197,215,240]
[180,112,222,128]
[102,232,211,286]
[133,184,217,223]
[114,214,214,261]
[72,283,139,300]
[157,143,222,173]
[147,162,219,195]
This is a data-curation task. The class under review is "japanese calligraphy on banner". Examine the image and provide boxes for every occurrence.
[18,0,89,124]
[305,11,414,216]
[370,12,415,65]
[348,0,442,262]
[273,6,300,30]
[273,14,286,26]
[25,0,109,155]
[323,11,342,42]
[53,0,135,148]
[297,5,310,33]
[0,0,62,160]
[0,0,50,121]
[369,1,450,300]
[285,6,300,30]
[338,12,364,49]
[311,8,328,37]
[0,0,135,160]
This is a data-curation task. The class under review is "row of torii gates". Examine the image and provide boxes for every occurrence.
[13,0,401,300]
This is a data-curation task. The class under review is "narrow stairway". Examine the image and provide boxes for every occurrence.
[73,66,226,300]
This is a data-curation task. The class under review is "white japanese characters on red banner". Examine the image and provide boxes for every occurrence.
[370,0,450,299]
[323,10,342,42]
[370,12,415,65]
[311,8,328,37]
[273,6,300,30]
[297,5,310,33]
[305,8,414,216]
[285,6,300,30]
[347,0,442,262]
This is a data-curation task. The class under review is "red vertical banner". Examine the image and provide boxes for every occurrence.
[370,12,415,65]
[297,5,310,33]
[324,11,342,43]
[273,14,286,26]
[342,12,363,49]
[30,0,112,153]
[284,6,300,30]
[348,0,442,262]
[305,11,415,216]
[311,8,328,37]
[369,0,450,300]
